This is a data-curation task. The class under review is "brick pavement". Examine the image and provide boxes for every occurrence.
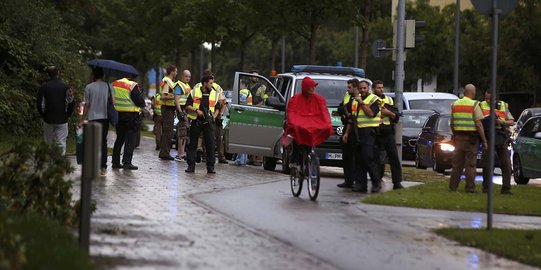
[70,134,337,270]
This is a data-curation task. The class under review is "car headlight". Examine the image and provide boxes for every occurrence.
[439,143,455,152]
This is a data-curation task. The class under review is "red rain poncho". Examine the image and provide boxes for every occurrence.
[283,77,334,147]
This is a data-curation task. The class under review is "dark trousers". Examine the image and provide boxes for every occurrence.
[377,128,402,184]
[449,134,479,191]
[113,112,140,165]
[355,128,381,189]
[482,142,512,192]
[187,120,215,170]
[159,106,175,157]
[153,114,163,148]
[90,119,109,169]
[214,123,226,160]
[341,132,356,185]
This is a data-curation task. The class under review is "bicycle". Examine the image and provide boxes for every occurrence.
[289,145,321,200]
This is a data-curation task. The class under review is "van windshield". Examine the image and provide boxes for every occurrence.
[409,99,456,114]
[294,79,347,107]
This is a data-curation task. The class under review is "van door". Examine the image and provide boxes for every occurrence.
[226,72,286,157]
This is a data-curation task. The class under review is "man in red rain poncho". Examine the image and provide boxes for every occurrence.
[283,76,334,169]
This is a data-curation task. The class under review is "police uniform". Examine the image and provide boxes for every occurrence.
[112,78,145,169]
[480,100,513,194]
[185,84,217,173]
[377,95,403,189]
[449,97,484,191]
[159,76,176,160]
[337,92,356,188]
[152,92,163,150]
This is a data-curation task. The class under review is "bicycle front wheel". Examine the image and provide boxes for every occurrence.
[290,170,303,197]
[307,151,320,200]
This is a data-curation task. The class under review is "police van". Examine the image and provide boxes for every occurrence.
[224,65,366,173]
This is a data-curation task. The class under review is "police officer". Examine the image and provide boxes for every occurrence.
[449,84,487,192]
[159,64,178,160]
[373,80,403,190]
[111,76,146,170]
[185,75,218,173]
[336,78,360,188]
[480,89,514,194]
[174,69,192,160]
[343,80,382,193]
[152,92,163,150]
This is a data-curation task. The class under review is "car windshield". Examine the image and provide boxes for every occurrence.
[294,79,346,107]
[437,116,452,133]
[402,113,431,128]
[409,99,456,114]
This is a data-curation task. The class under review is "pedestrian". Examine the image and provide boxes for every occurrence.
[373,80,403,190]
[336,78,359,188]
[111,76,146,170]
[342,80,382,193]
[159,64,178,160]
[449,84,487,192]
[185,75,218,174]
[480,89,514,194]
[37,65,75,155]
[152,93,163,150]
[174,69,192,161]
[78,67,110,175]
[233,79,252,166]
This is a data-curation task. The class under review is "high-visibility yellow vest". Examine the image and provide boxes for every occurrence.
[352,93,380,128]
[187,85,217,120]
[451,97,478,132]
[177,81,191,106]
[239,88,252,105]
[342,91,351,105]
[480,100,506,120]
[112,78,140,112]
[153,93,162,116]
[193,82,222,101]
[379,95,394,125]
[160,76,176,106]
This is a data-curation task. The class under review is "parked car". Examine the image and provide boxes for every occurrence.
[512,115,541,184]
[224,65,367,172]
[401,110,436,160]
[512,107,541,140]
[415,114,455,173]
[386,92,458,114]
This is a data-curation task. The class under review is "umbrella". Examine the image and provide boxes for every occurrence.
[87,59,139,78]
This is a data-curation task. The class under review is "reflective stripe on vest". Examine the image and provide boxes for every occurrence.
[480,101,506,119]
[379,95,394,125]
[178,81,191,106]
[352,93,380,128]
[451,97,478,131]
[153,93,162,116]
[160,76,175,106]
[187,86,217,120]
[239,88,252,105]
[112,78,139,112]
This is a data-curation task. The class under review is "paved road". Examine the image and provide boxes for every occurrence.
[69,134,541,269]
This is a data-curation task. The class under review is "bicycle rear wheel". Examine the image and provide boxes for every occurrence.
[307,151,320,200]
[290,169,303,197]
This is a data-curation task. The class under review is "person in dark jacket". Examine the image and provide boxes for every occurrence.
[37,66,75,155]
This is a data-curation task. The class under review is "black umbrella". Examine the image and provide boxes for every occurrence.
[87,59,139,78]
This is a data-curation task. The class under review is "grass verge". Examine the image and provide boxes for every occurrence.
[435,228,541,268]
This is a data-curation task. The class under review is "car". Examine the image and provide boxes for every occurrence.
[401,110,436,160]
[386,92,458,114]
[512,115,541,184]
[512,107,541,139]
[415,114,455,173]
[224,65,367,172]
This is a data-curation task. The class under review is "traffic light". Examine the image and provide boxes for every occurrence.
[405,20,426,48]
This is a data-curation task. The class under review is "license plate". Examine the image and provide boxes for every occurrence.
[326,153,342,160]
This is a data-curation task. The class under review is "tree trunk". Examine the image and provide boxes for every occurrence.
[210,42,216,72]
[308,23,318,64]
[270,35,279,71]
[190,48,197,83]
[360,1,371,69]
[155,63,161,95]
[240,39,246,71]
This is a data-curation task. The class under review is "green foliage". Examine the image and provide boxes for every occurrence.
[0,215,26,270]
[0,85,40,136]
[436,228,541,267]
[0,141,76,225]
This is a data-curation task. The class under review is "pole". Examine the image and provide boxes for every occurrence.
[354,27,359,68]
[487,0,499,231]
[281,36,286,74]
[394,0,405,161]
[79,122,101,253]
[453,0,460,95]
[200,44,204,80]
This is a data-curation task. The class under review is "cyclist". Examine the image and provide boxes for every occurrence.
[283,77,333,171]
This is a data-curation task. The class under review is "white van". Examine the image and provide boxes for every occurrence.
[386,92,459,114]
